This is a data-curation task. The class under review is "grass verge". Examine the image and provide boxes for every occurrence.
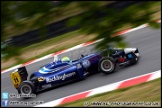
[58,78,161,107]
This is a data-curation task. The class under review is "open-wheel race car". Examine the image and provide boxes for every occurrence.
[10,47,140,98]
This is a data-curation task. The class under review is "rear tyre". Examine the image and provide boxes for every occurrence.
[98,57,116,74]
[18,81,36,99]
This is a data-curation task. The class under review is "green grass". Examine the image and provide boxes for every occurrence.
[21,30,81,52]
[58,78,161,107]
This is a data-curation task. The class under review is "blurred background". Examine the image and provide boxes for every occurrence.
[1,1,161,70]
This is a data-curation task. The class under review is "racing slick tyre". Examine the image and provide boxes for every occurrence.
[18,81,36,99]
[98,57,116,74]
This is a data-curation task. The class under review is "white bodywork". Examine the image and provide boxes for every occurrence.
[113,47,140,57]
[124,48,140,57]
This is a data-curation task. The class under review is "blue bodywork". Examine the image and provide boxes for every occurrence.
[29,47,138,91]
[12,47,139,96]
[30,52,102,90]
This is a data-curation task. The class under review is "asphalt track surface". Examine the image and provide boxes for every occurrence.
[1,26,161,107]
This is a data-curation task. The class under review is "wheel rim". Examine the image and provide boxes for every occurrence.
[21,84,32,95]
[101,60,114,72]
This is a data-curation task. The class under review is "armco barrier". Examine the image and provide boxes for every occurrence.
[1,19,161,74]
[34,70,161,107]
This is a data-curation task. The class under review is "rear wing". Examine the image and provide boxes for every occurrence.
[10,66,28,89]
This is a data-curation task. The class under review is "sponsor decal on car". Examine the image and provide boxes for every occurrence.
[42,84,52,88]
[82,60,90,68]
[46,72,76,83]
[38,77,45,82]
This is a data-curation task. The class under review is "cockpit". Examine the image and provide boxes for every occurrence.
[38,56,72,74]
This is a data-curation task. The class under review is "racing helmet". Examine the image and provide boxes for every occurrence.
[61,57,71,62]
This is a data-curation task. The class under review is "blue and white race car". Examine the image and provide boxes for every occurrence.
[10,47,140,97]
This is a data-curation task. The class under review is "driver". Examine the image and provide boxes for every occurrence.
[61,57,72,63]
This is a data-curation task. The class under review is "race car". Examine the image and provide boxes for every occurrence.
[10,47,140,97]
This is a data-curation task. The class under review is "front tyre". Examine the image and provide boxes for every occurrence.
[98,57,116,74]
[18,81,36,99]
